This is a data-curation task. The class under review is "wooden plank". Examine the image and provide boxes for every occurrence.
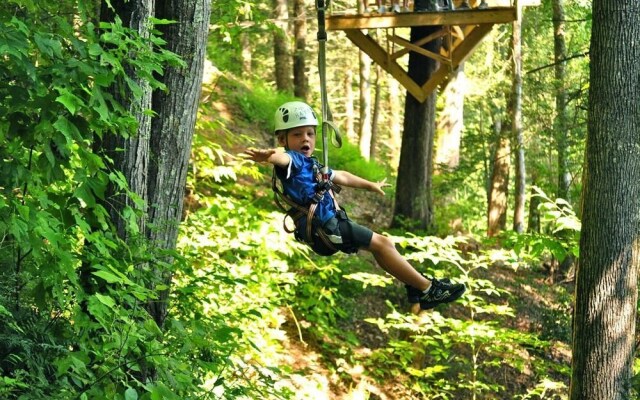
[388,34,451,65]
[326,7,516,30]
[450,23,493,65]
[420,23,493,97]
[390,28,448,59]
[419,65,450,99]
[344,29,427,102]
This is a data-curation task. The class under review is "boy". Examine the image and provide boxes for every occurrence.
[244,101,465,310]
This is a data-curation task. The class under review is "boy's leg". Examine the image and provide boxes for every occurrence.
[367,233,431,291]
[367,232,466,309]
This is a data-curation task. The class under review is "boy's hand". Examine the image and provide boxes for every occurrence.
[244,148,276,163]
[371,178,390,196]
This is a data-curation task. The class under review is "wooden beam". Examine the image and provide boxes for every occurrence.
[326,8,516,30]
[390,28,448,59]
[417,23,494,97]
[450,23,493,65]
[344,29,427,102]
[388,34,452,65]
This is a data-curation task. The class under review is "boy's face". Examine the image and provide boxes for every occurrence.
[279,125,316,157]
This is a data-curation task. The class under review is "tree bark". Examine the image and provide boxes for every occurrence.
[527,173,540,233]
[569,1,640,399]
[388,77,402,169]
[435,64,465,171]
[148,0,212,328]
[487,116,510,237]
[358,44,372,160]
[273,0,292,93]
[370,65,382,161]
[392,25,440,231]
[293,0,307,100]
[241,31,252,76]
[512,3,525,233]
[97,0,153,240]
[552,0,571,200]
[344,69,356,143]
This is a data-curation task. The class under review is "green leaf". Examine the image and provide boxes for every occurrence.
[92,270,122,284]
[55,89,82,115]
[34,32,62,58]
[53,115,81,141]
[74,183,95,208]
[94,293,116,308]
[124,388,138,400]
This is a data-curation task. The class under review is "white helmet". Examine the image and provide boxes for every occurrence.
[274,101,318,133]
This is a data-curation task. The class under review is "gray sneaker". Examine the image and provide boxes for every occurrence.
[419,278,465,310]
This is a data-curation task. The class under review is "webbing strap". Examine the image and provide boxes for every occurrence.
[316,0,342,176]
[272,170,339,253]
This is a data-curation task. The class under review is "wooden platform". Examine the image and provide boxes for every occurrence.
[326,7,517,102]
[327,7,516,30]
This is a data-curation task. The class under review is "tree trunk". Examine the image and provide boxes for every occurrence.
[512,3,525,233]
[392,25,440,231]
[97,0,153,240]
[273,0,292,93]
[148,0,212,328]
[370,65,382,161]
[344,69,356,143]
[388,77,402,169]
[435,64,465,171]
[487,117,510,237]
[293,0,307,100]
[527,173,540,233]
[241,31,252,76]
[552,0,570,200]
[358,46,372,160]
[569,1,640,399]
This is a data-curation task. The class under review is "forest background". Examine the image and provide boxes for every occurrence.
[1,0,638,399]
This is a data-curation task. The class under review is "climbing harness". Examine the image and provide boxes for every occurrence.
[272,164,342,254]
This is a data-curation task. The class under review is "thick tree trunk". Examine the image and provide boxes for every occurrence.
[148,0,212,328]
[97,0,153,240]
[487,117,510,237]
[273,0,292,93]
[569,1,640,399]
[435,64,465,171]
[552,0,570,200]
[293,0,307,100]
[358,47,372,160]
[512,4,525,233]
[392,25,440,231]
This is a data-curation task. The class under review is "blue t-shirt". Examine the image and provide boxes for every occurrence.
[275,150,336,225]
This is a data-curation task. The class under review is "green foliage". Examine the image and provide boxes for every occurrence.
[232,79,294,132]
[359,236,569,399]
[319,138,392,187]
[0,4,201,398]
[504,186,581,264]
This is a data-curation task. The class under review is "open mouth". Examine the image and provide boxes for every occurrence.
[301,145,311,152]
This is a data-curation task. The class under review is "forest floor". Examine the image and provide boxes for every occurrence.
[207,74,573,399]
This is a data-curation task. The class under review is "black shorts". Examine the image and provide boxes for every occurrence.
[301,210,373,256]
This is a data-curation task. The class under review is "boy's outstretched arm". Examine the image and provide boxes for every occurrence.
[333,170,389,196]
[244,148,290,168]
